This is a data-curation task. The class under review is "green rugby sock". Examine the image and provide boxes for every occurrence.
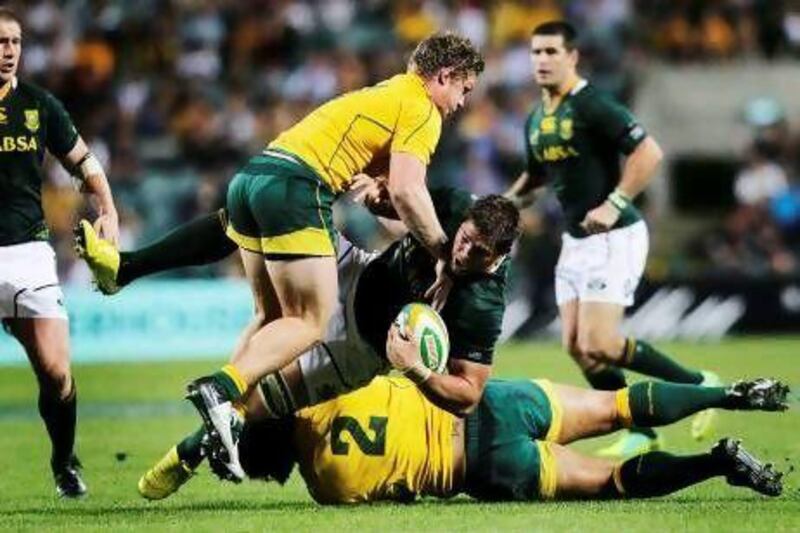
[176,427,206,469]
[118,209,237,286]
[616,451,724,498]
[628,381,728,427]
[585,367,656,439]
[622,339,703,384]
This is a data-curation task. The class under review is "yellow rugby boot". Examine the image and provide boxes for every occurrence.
[74,219,121,295]
[138,446,194,500]
[596,430,663,459]
[691,370,723,441]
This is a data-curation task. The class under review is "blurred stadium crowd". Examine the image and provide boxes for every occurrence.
[7,0,800,286]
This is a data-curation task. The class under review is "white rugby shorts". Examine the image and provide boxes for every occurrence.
[294,237,390,406]
[555,220,648,307]
[0,241,68,320]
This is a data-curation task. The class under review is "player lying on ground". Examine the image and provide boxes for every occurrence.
[140,374,789,503]
[79,187,520,479]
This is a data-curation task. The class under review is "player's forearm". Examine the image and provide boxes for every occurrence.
[616,137,663,200]
[505,172,544,208]
[389,178,448,260]
[418,373,483,416]
[82,172,118,217]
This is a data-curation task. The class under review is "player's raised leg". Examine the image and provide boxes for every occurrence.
[7,318,86,498]
[75,208,237,295]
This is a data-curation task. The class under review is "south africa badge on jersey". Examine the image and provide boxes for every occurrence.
[559,118,573,140]
[24,109,40,132]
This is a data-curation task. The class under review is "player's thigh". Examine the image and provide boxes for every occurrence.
[7,318,72,391]
[550,383,617,444]
[239,248,281,321]
[550,443,615,499]
[577,300,625,356]
[266,255,338,329]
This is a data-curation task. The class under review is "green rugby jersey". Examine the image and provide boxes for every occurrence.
[354,187,507,366]
[525,80,646,237]
[0,79,79,245]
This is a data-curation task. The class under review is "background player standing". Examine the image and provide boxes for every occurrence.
[505,21,719,457]
[0,8,119,498]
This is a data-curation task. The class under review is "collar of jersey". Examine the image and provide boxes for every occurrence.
[0,76,17,101]
[543,76,585,115]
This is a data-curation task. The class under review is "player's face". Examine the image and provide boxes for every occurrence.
[430,71,476,118]
[0,19,21,84]
[450,220,500,275]
[530,34,577,89]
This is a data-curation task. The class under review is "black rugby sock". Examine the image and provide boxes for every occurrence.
[38,378,77,469]
[118,209,237,286]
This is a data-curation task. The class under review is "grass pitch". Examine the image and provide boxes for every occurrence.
[1,338,799,531]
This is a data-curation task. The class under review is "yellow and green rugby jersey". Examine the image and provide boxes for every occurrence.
[268,73,442,193]
[525,80,647,237]
[0,78,79,245]
[294,376,455,504]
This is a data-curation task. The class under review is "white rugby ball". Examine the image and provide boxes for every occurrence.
[393,303,449,373]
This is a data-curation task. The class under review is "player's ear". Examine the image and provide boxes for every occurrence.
[438,68,452,86]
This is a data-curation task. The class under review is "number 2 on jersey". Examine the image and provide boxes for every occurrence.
[331,416,387,456]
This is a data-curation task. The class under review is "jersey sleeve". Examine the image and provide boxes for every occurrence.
[43,91,79,158]
[442,278,506,366]
[391,97,442,165]
[580,91,646,155]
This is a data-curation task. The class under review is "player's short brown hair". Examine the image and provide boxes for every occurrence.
[409,32,484,80]
[466,195,520,256]
[0,7,22,29]
[532,21,578,51]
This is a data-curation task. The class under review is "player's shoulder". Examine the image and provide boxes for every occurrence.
[571,81,625,112]
[16,79,60,104]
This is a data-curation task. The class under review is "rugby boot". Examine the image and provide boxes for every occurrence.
[73,219,121,295]
[725,378,790,411]
[138,446,195,500]
[691,370,723,441]
[53,455,87,499]
[596,429,663,459]
[186,377,245,482]
[712,438,783,496]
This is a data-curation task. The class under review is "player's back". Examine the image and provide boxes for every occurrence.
[269,73,441,194]
[293,376,455,504]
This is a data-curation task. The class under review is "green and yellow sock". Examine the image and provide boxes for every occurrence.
[621,338,703,384]
[620,381,728,427]
[212,364,249,401]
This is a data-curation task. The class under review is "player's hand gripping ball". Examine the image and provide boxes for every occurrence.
[393,303,449,373]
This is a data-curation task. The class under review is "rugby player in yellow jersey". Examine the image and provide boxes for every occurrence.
[140,373,788,503]
[174,33,485,481]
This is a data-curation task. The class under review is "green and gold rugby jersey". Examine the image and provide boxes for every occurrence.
[354,187,507,366]
[525,80,647,237]
[0,78,79,245]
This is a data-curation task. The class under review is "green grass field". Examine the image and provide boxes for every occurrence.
[1,338,799,532]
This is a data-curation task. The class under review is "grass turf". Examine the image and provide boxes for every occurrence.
[1,337,799,531]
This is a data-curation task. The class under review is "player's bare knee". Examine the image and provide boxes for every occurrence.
[578,333,623,365]
[37,364,72,399]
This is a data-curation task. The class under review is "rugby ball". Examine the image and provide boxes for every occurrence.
[393,303,450,373]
